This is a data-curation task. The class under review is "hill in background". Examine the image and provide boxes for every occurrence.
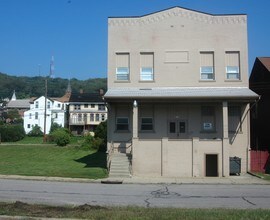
[0,72,107,99]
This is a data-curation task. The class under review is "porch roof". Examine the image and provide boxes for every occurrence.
[104,87,259,101]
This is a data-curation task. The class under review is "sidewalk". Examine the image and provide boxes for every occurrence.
[0,173,269,185]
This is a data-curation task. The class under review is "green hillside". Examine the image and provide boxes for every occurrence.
[0,72,107,99]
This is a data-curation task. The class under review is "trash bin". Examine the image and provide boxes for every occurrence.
[230,157,241,175]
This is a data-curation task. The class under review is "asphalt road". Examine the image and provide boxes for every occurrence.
[0,179,270,209]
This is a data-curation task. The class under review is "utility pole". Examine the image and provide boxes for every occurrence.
[43,77,48,143]
[43,56,54,143]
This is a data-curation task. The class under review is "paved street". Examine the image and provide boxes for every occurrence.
[0,178,270,209]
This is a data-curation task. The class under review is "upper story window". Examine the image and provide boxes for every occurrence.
[91,104,95,108]
[47,101,51,109]
[225,51,240,80]
[116,53,129,81]
[35,112,38,120]
[200,52,214,80]
[140,53,154,81]
[74,105,81,110]
[98,104,106,111]
[35,101,39,108]
[84,104,88,108]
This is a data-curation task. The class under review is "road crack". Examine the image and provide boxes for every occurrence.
[242,197,256,206]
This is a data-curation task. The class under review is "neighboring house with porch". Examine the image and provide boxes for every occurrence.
[249,57,270,151]
[105,7,258,178]
[68,91,107,135]
[24,96,66,134]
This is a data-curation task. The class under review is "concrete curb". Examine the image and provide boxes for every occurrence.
[0,173,269,185]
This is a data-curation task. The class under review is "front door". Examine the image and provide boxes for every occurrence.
[168,120,187,138]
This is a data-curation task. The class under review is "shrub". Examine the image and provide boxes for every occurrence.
[0,124,25,142]
[28,125,43,137]
[80,134,94,150]
[49,122,62,134]
[94,121,107,152]
[51,128,70,146]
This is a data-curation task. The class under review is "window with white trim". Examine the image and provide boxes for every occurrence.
[225,51,240,80]
[35,101,39,108]
[200,52,214,80]
[116,53,129,81]
[90,113,94,121]
[96,114,100,121]
[140,53,154,81]
[35,112,38,120]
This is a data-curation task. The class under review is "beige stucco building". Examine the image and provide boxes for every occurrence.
[105,7,258,177]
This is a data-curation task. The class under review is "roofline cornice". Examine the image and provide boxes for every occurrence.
[108,6,247,26]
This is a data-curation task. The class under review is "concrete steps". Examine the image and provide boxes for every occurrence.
[109,153,131,178]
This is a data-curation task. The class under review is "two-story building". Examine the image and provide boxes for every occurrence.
[68,91,107,135]
[24,96,66,134]
[105,7,259,178]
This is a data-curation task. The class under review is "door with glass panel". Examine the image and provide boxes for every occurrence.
[168,120,187,138]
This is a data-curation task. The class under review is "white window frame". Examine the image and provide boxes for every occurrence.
[116,67,129,81]
[200,66,214,80]
[90,113,94,121]
[96,114,100,122]
[226,66,240,80]
[140,67,154,81]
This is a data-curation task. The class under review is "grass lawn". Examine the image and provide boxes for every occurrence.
[0,144,107,179]
[8,136,84,146]
[0,202,270,220]
[252,172,270,181]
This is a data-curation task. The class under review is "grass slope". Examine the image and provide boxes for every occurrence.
[0,145,107,179]
[0,202,270,220]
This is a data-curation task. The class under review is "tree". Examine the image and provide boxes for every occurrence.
[94,121,107,152]
[28,125,43,137]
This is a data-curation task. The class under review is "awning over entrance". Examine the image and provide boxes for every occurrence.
[104,87,259,101]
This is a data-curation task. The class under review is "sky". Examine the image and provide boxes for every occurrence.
[0,0,269,80]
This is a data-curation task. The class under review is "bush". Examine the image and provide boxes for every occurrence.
[28,125,43,137]
[80,134,104,151]
[50,128,70,146]
[94,121,107,152]
[0,124,25,142]
[49,122,62,134]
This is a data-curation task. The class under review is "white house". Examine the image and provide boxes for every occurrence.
[24,96,66,134]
